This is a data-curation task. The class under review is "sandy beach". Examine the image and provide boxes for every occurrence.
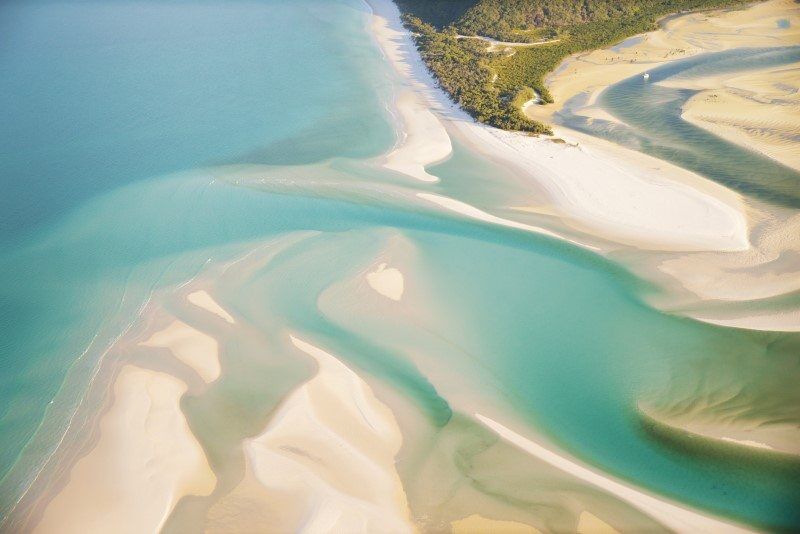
[670,62,800,172]
[206,334,414,533]
[33,365,216,534]
[475,414,755,534]
[367,0,800,332]
[525,0,800,126]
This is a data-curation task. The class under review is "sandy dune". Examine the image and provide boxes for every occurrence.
[33,366,216,534]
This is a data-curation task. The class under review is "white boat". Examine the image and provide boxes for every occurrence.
[643,72,650,80]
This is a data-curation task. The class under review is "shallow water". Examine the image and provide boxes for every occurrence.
[1,0,799,530]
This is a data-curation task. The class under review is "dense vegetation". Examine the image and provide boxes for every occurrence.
[395,0,748,134]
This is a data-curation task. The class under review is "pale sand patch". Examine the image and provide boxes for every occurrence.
[475,413,755,533]
[187,290,235,324]
[140,320,220,384]
[240,335,413,533]
[527,0,800,125]
[34,365,215,534]
[366,262,405,301]
[673,63,800,172]
[452,514,542,534]
[577,512,620,534]
[367,1,452,182]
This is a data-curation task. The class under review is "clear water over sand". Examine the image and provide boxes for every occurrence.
[0,0,798,530]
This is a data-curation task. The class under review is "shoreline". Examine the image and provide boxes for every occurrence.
[525,0,800,126]
[367,0,800,332]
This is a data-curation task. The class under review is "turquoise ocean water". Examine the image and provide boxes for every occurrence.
[0,0,798,530]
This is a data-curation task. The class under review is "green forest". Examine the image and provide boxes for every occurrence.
[395,0,748,134]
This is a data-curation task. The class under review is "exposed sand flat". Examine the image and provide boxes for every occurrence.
[657,211,800,303]
[671,63,800,172]
[527,0,800,125]
[33,366,216,534]
[238,335,413,533]
[140,320,221,384]
[382,92,452,182]
[369,0,751,255]
[475,414,755,534]
[452,126,750,252]
[451,514,542,533]
[366,262,405,301]
[367,1,452,182]
[577,512,620,534]
[639,403,800,456]
[188,290,235,324]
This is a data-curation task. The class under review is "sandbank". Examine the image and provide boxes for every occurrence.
[639,403,800,456]
[33,365,216,534]
[671,62,800,172]
[224,335,413,532]
[475,413,755,534]
[367,0,452,182]
[366,262,405,301]
[188,290,236,324]
[140,319,221,384]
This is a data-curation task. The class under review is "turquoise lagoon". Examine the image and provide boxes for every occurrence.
[0,0,798,530]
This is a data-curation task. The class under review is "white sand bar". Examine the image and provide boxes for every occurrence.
[367,0,452,183]
[242,335,413,533]
[188,290,235,324]
[475,414,755,534]
[34,366,216,534]
[141,320,221,383]
[366,262,405,301]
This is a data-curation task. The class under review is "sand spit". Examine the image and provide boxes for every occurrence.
[140,319,221,384]
[475,414,755,534]
[672,62,800,172]
[226,335,413,532]
[367,0,452,182]
[188,290,235,324]
[639,403,800,456]
[33,366,216,534]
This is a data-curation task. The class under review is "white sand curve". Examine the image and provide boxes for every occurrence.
[242,335,413,533]
[368,1,452,182]
[34,366,216,534]
[475,413,755,534]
